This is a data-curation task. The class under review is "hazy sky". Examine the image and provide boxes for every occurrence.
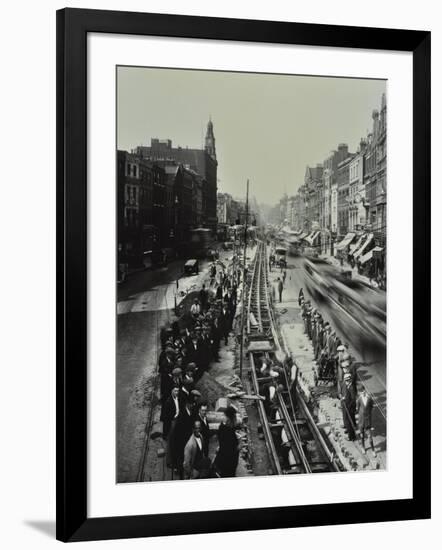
[117,66,386,205]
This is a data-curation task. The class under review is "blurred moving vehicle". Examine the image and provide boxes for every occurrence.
[303,258,386,348]
[188,228,213,259]
[287,240,301,256]
[303,246,319,258]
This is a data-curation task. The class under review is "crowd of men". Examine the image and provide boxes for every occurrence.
[158,257,242,478]
[298,288,376,456]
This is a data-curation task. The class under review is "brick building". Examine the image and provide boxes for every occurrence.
[133,119,218,230]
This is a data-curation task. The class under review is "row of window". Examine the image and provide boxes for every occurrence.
[126,163,138,178]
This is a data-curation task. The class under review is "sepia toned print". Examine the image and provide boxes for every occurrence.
[116,66,387,483]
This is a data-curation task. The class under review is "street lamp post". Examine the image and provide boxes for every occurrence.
[239,179,249,380]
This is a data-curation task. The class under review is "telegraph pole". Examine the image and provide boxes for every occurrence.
[239,179,249,379]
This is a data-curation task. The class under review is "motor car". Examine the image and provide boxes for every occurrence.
[184,259,199,275]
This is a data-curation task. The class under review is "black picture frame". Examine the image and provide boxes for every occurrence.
[56,7,431,542]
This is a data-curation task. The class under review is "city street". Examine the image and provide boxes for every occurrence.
[115,70,389,481]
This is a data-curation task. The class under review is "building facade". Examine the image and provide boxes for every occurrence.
[133,119,218,230]
[117,151,168,267]
[278,94,386,278]
[304,164,323,231]
[337,155,353,237]
[348,145,366,232]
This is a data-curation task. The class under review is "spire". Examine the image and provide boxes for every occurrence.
[205,118,216,160]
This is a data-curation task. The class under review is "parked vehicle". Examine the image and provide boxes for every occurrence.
[184,259,199,275]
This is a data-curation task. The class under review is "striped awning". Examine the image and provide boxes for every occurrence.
[335,232,355,251]
[360,246,384,265]
[305,231,320,245]
[354,233,374,260]
[349,234,364,254]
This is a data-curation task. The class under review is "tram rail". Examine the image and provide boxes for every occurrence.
[246,241,342,475]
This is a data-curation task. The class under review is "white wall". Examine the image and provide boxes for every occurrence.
[0,0,439,548]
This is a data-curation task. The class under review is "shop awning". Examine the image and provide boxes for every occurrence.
[335,232,355,251]
[360,246,384,265]
[305,231,320,245]
[360,250,384,265]
[349,234,364,254]
[353,233,374,260]
[311,231,320,245]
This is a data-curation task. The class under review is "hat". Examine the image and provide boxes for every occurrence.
[166,327,173,334]
[166,347,175,355]
[344,373,353,381]
[186,362,196,371]
[225,405,237,422]
[337,345,345,352]
[270,370,280,378]
[172,368,182,376]
[190,389,201,397]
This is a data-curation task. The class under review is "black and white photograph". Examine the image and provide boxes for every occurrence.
[116,66,387,483]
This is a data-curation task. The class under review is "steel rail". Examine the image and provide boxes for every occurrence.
[249,353,283,475]
[297,392,341,472]
[246,241,341,475]
[261,243,311,469]
[247,242,310,474]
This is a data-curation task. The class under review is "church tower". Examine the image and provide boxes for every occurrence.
[205,118,216,160]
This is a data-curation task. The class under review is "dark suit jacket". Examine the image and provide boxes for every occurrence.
[161,395,180,423]
[178,387,192,409]
[186,340,201,366]
[161,395,180,437]
[174,409,195,456]
[192,413,210,455]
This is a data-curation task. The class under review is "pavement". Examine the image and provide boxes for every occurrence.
[268,253,386,471]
